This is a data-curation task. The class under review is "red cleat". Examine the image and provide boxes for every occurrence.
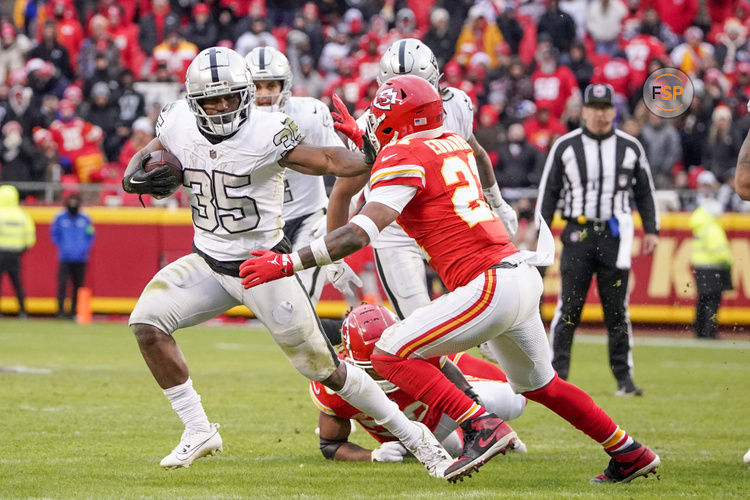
[444,413,517,483]
[590,441,661,483]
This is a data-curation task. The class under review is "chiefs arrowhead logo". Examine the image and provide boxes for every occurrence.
[373,87,400,111]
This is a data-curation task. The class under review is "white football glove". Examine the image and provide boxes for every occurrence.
[325,260,363,297]
[483,184,518,239]
[494,200,519,239]
[371,441,408,462]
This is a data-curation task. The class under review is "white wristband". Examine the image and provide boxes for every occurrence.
[482,183,504,209]
[349,214,380,244]
[310,237,333,266]
[289,251,304,272]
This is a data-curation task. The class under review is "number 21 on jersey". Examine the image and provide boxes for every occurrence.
[441,154,495,227]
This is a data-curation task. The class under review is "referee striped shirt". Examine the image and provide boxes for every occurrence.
[535,127,660,234]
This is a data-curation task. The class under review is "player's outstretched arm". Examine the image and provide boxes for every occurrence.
[327,174,369,233]
[239,202,398,288]
[736,130,750,200]
[468,134,518,238]
[280,142,372,178]
[318,413,406,462]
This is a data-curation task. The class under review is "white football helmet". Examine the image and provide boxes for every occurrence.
[185,47,254,136]
[377,38,440,89]
[245,46,292,112]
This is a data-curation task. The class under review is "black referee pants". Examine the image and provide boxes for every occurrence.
[550,223,633,385]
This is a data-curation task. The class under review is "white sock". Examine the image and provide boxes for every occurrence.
[335,364,421,448]
[163,377,212,433]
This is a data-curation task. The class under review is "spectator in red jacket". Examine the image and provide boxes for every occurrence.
[49,99,105,183]
[523,105,567,153]
[105,5,144,79]
[531,45,579,119]
[646,0,698,36]
[49,0,84,65]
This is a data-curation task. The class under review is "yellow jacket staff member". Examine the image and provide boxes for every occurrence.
[0,185,36,317]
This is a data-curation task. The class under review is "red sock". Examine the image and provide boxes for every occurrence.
[371,353,484,424]
[523,374,618,443]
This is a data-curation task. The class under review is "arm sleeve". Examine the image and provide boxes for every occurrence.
[535,137,566,226]
[368,185,418,214]
[631,140,660,234]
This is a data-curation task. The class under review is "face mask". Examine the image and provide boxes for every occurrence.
[67,205,79,216]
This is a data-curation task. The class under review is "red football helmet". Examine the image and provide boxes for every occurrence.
[366,74,444,153]
[341,304,398,369]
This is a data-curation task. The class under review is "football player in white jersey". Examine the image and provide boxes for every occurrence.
[245,46,361,342]
[121,47,452,477]
[328,38,519,319]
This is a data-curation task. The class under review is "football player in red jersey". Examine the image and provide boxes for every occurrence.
[310,304,527,462]
[239,75,660,484]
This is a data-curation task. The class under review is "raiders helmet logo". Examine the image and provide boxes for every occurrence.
[373,87,400,111]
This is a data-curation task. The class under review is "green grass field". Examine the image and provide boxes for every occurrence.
[1,319,749,499]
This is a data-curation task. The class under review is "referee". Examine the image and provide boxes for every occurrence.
[535,83,659,396]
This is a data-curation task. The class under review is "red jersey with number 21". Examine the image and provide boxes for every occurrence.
[369,132,518,290]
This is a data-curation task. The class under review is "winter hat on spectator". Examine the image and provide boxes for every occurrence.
[343,8,363,35]
[92,82,111,99]
[132,117,153,135]
[430,8,449,26]
[193,3,210,16]
[25,58,46,74]
[2,120,22,136]
[696,170,718,187]
[479,104,499,125]
[517,100,537,119]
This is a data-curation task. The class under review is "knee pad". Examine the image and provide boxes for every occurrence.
[270,305,337,382]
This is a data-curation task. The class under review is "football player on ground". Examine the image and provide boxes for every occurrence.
[239,75,661,484]
[310,304,527,462]
[121,47,452,477]
[327,38,518,320]
[245,47,362,321]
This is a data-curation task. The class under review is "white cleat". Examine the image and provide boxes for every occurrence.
[405,422,453,478]
[160,423,222,469]
[744,448,750,466]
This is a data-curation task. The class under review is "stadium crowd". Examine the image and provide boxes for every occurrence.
[1,0,750,212]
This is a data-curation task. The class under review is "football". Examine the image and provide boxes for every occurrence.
[143,149,183,179]
[142,149,183,197]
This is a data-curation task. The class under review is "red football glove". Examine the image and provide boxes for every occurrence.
[331,94,363,149]
[239,250,295,289]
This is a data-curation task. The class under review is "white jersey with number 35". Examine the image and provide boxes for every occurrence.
[156,99,302,261]
[355,86,474,249]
